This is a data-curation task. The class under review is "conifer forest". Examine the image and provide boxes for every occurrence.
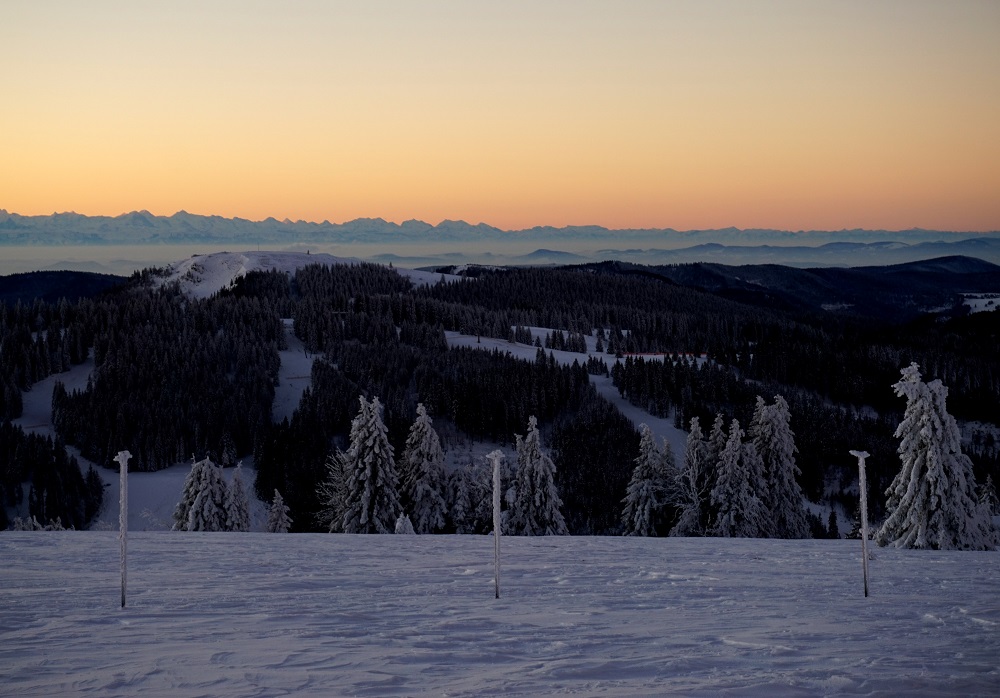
[2,259,998,539]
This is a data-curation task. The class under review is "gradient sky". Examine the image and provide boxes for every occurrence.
[2,0,999,231]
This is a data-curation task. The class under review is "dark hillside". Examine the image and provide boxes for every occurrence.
[0,270,125,306]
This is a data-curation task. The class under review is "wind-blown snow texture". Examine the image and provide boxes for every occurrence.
[2,534,998,697]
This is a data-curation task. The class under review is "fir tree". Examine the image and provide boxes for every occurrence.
[172,456,205,531]
[342,396,403,534]
[266,489,292,533]
[394,513,416,534]
[706,413,728,469]
[509,416,567,535]
[750,395,810,538]
[621,424,669,536]
[186,458,228,532]
[876,363,995,550]
[979,474,1000,518]
[224,462,251,532]
[710,419,765,538]
[400,404,448,534]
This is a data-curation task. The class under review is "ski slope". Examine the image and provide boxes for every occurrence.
[2,533,998,696]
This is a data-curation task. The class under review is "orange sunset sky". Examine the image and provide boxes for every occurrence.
[2,0,999,232]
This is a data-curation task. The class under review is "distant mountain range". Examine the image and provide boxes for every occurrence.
[3,210,1000,267]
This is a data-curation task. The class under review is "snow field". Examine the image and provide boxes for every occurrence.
[2,534,998,697]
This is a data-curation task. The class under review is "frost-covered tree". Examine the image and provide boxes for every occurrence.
[394,513,416,534]
[672,417,712,537]
[186,458,228,532]
[172,457,227,531]
[266,489,292,533]
[876,363,995,550]
[509,416,567,535]
[447,455,498,534]
[706,413,728,467]
[621,424,674,536]
[342,396,403,534]
[172,456,205,530]
[400,404,448,534]
[710,419,765,538]
[979,475,1000,518]
[317,449,350,533]
[750,395,809,539]
[224,461,251,532]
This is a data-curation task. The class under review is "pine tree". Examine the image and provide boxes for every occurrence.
[400,404,448,534]
[710,419,765,538]
[186,458,228,532]
[672,417,711,537]
[750,395,810,538]
[266,489,292,533]
[224,462,251,532]
[342,396,403,534]
[509,416,567,535]
[621,424,669,536]
[876,363,995,550]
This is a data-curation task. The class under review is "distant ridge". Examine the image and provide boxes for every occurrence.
[1,209,997,247]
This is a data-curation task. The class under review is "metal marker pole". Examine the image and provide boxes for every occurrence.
[116,450,132,608]
[850,450,870,598]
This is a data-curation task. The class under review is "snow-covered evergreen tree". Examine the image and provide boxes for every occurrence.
[672,417,711,537]
[172,456,205,531]
[979,474,1000,518]
[317,449,350,533]
[447,465,474,534]
[400,404,448,534]
[266,489,292,533]
[707,413,728,466]
[172,457,227,531]
[509,416,567,535]
[750,395,809,539]
[187,458,228,532]
[342,396,403,534]
[621,424,670,536]
[876,363,995,550]
[710,419,765,538]
[394,513,416,534]
[224,461,251,532]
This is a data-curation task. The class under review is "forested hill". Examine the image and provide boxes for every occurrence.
[2,253,998,534]
[0,270,125,306]
[552,256,1000,322]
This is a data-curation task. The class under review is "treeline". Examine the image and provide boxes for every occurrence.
[52,284,285,471]
[0,421,103,530]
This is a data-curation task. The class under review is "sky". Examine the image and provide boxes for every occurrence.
[2,0,999,232]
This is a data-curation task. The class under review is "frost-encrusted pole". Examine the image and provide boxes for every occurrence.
[116,450,132,608]
[850,450,871,598]
[488,450,504,599]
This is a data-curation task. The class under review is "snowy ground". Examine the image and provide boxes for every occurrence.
[2,533,998,697]
[273,318,317,425]
[963,293,1000,314]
